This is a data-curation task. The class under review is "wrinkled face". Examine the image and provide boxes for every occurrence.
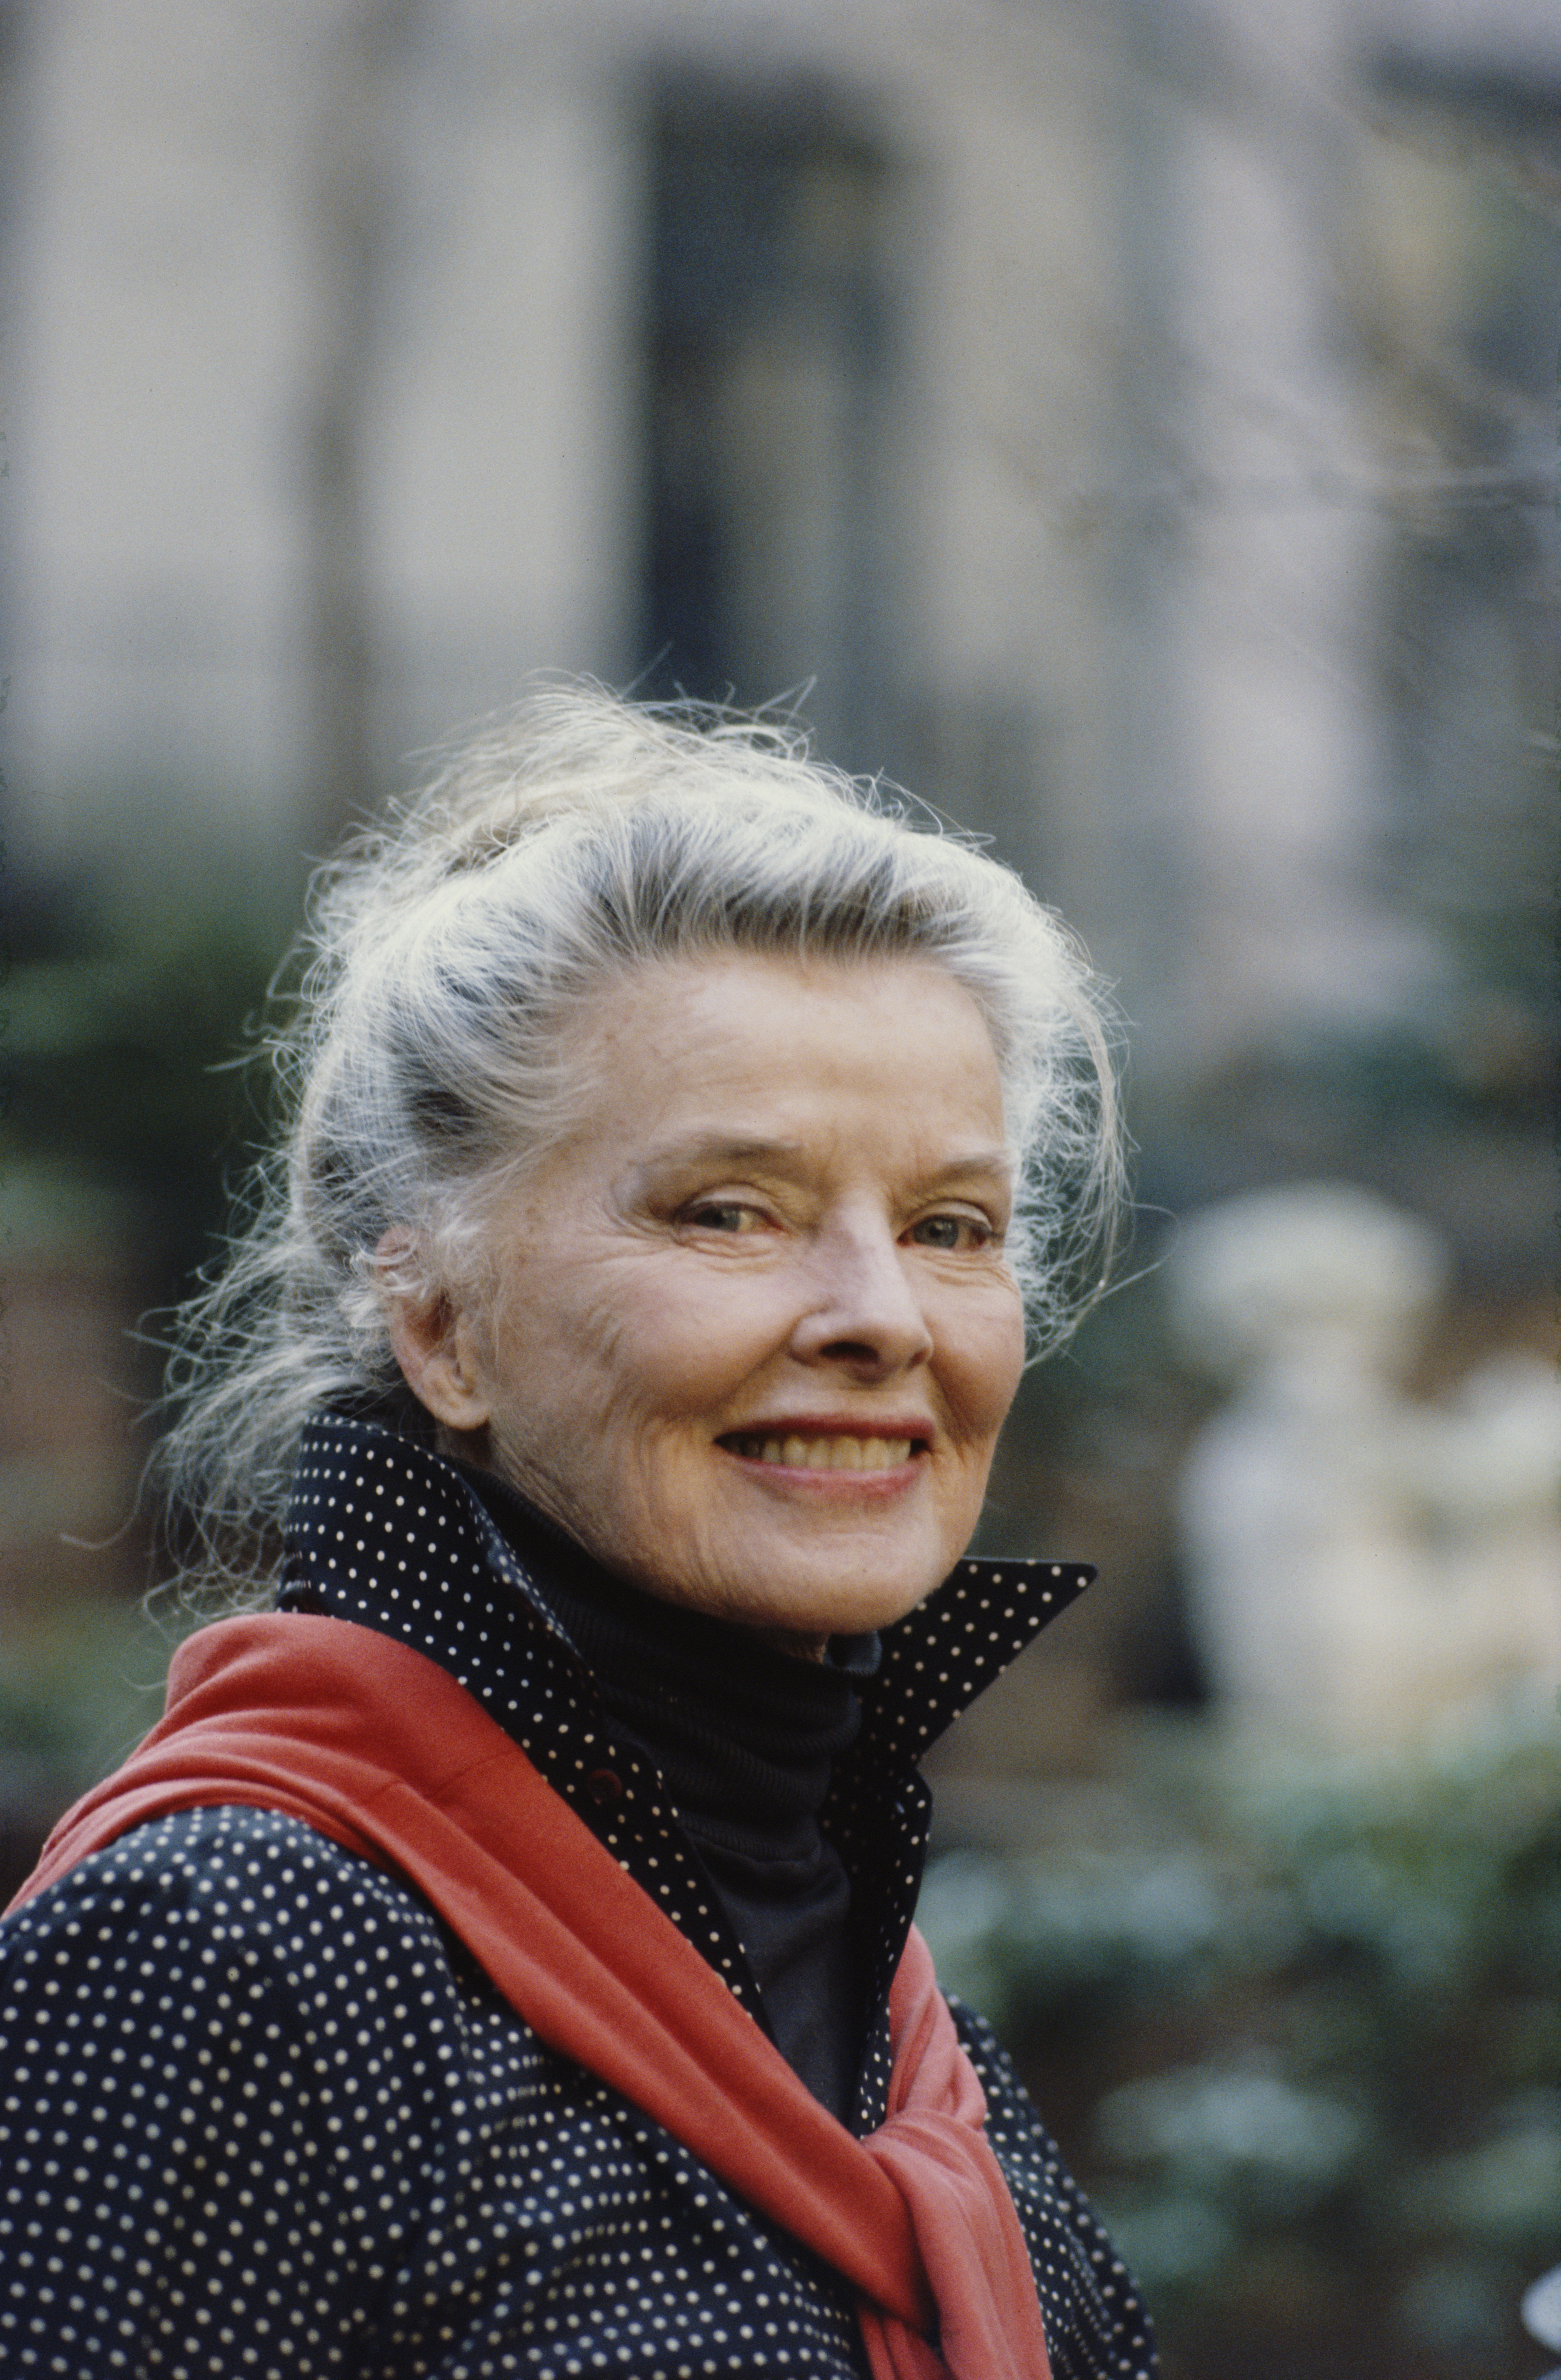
[419,952,1027,1647]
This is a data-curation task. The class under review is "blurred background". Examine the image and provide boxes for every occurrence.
[0,1,1556,2372]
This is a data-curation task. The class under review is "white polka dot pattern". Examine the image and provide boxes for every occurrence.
[0,1417,1156,2376]
[1,1806,869,2375]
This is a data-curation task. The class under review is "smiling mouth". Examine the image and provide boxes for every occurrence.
[721,1433,919,1471]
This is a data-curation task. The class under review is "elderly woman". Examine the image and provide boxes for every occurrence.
[0,690,1154,2379]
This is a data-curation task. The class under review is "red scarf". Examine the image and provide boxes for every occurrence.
[9,1614,1051,2380]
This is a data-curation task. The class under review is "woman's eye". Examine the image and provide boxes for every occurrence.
[685,1201,764,1234]
[909,1213,993,1252]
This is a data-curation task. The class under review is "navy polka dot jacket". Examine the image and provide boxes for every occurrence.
[0,1416,1157,2377]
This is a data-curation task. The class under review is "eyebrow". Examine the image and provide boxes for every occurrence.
[637,1134,806,1172]
[916,1147,1017,1190]
[633,1135,1016,1186]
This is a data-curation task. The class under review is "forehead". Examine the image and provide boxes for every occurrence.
[559,951,1009,1162]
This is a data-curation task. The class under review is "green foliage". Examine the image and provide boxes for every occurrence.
[2,880,295,1298]
[922,1705,1561,2371]
[0,1595,169,1773]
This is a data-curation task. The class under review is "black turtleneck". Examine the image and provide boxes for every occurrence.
[454,1464,881,2123]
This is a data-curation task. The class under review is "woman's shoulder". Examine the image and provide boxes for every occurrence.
[0,1803,470,2036]
[6,1802,418,1943]
[0,1815,576,2371]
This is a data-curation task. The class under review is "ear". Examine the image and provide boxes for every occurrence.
[376,1229,492,1434]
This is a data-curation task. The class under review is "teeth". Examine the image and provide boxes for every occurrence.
[729,1434,915,1470]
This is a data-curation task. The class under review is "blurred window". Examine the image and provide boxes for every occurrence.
[637,83,898,766]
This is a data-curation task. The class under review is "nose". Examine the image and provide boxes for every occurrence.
[788,1215,935,1377]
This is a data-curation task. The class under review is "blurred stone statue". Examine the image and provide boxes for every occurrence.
[1167,1184,1561,1744]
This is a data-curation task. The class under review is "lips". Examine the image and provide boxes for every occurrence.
[719,1430,923,1471]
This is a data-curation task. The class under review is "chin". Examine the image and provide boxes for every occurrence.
[718,1561,943,1640]
[630,1501,966,1637]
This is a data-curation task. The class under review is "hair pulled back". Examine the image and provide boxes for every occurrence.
[154,683,1124,1604]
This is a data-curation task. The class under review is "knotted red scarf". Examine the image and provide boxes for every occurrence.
[8,1614,1051,2380]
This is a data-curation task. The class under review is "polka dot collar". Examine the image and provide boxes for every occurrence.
[280,1413,1094,2132]
[282,1414,1092,1735]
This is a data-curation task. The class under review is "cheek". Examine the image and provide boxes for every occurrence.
[609,1270,795,1414]
[484,1261,631,1440]
[947,1295,1027,1444]
[506,1315,719,1462]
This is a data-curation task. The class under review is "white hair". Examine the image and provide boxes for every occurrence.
[154,683,1125,1602]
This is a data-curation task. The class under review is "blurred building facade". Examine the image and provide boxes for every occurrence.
[5,0,1127,881]
[4,0,1552,1101]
